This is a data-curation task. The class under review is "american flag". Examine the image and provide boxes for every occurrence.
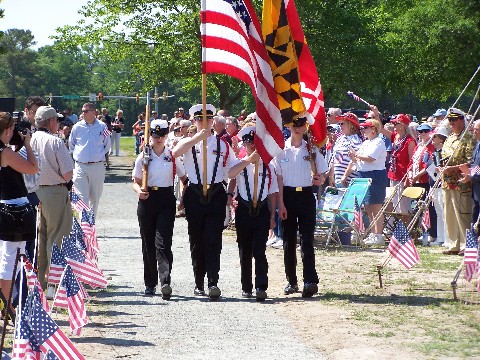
[464,229,478,282]
[25,295,85,360]
[421,208,431,231]
[388,220,420,269]
[470,165,480,177]
[70,190,89,212]
[24,260,50,313]
[102,126,111,138]
[72,219,87,251]
[47,244,67,285]
[284,0,327,147]
[80,209,94,241]
[53,265,88,335]
[12,304,42,360]
[347,91,361,103]
[201,0,284,164]
[62,236,107,289]
[353,195,364,233]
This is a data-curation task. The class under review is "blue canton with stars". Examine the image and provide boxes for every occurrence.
[51,244,67,267]
[62,266,80,298]
[393,221,410,244]
[62,236,86,264]
[466,229,478,249]
[224,0,251,30]
[81,209,95,226]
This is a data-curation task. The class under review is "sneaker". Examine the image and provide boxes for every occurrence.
[266,236,279,247]
[242,291,253,298]
[194,287,205,296]
[144,286,156,296]
[362,233,376,244]
[271,238,284,249]
[284,283,299,295]
[208,286,221,300]
[364,234,385,246]
[302,283,318,298]
[161,284,172,300]
[46,285,55,300]
[255,289,267,302]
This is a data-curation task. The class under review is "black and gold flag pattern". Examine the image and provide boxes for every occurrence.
[262,0,305,125]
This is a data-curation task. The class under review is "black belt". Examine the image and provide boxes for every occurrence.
[237,196,268,216]
[76,160,104,164]
[189,183,224,204]
[284,186,313,192]
[39,183,67,187]
[148,186,174,191]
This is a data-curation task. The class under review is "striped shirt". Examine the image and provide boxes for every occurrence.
[332,134,362,184]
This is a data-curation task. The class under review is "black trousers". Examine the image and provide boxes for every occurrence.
[137,187,176,288]
[235,199,270,292]
[281,188,318,286]
[184,184,227,289]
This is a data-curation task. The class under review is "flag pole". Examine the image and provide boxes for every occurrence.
[202,74,208,196]
[142,92,151,190]
[253,160,259,208]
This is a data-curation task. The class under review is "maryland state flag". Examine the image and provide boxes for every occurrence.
[262,0,305,125]
[263,0,327,146]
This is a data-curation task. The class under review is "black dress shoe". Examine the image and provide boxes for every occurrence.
[242,291,253,298]
[255,289,267,302]
[194,287,205,296]
[302,283,318,298]
[284,283,299,295]
[161,284,172,300]
[208,286,221,300]
[144,286,156,296]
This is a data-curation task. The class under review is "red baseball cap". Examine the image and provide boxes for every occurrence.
[337,112,359,129]
[391,114,410,125]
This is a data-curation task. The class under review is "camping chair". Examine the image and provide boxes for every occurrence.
[315,186,345,238]
[383,186,425,240]
[317,178,372,247]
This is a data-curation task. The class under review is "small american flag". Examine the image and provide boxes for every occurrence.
[388,220,420,269]
[24,260,50,313]
[53,265,88,335]
[48,244,67,285]
[80,209,95,241]
[72,219,87,251]
[102,126,111,138]
[62,236,107,289]
[464,229,478,282]
[12,303,42,360]
[25,295,85,360]
[70,190,89,212]
[353,195,364,233]
[347,91,361,102]
[470,165,480,177]
[421,208,431,231]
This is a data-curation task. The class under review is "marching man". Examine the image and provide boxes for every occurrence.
[273,114,328,297]
[172,104,236,300]
[227,125,278,302]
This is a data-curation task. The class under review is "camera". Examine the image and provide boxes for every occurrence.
[9,120,31,148]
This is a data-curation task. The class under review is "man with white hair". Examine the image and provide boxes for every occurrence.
[31,106,74,291]
[326,108,342,125]
[213,115,232,145]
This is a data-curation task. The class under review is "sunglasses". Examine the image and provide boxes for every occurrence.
[448,117,462,122]
[418,129,430,133]
[82,109,94,113]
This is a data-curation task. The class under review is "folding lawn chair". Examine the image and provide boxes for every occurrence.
[317,178,372,247]
[315,186,345,238]
[383,186,425,240]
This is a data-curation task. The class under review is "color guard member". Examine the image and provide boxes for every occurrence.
[132,120,186,299]
[228,126,278,301]
[274,114,328,297]
[172,104,236,300]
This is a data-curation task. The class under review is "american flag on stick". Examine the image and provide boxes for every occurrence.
[470,165,480,177]
[70,189,89,212]
[421,208,430,232]
[102,126,111,138]
[201,0,284,163]
[12,304,42,360]
[81,209,99,262]
[388,220,420,269]
[347,91,371,107]
[464,229,478,282]
[353,195,364,233]
[53,265,88,335]
[24,259,50,313]
[24,295,85,360]
[62,235,107,289]
[48,244,67,285]
[72,219,87,251]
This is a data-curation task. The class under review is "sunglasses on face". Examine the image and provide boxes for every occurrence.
[448,117,462,122]
[418,129,430,133]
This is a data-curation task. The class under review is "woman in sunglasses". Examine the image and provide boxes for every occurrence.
[132,119,186,299]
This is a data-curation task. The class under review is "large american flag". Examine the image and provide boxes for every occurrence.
[24,296,85,360]
[53,265,88,335]
[201,0,284,163]
[353,195,364,233]
[62,235,107,289]
[48,244,67,285]
[388,220,420,269]
[464,229,478,282]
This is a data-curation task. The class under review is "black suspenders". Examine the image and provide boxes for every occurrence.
[192,137,221,186]
[241,163,267,216]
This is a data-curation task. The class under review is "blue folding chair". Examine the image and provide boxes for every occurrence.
[316,178,372,247]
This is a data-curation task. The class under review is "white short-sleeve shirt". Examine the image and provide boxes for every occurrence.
[132,147,185,187]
